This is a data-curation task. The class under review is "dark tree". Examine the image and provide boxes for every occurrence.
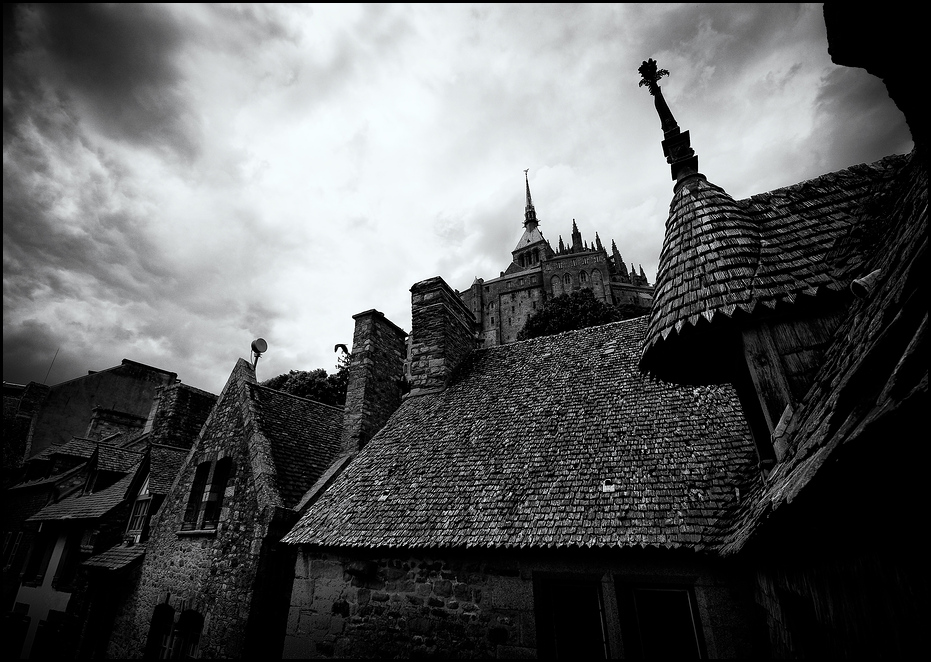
[260,352,350,407]
[517,289,643,341]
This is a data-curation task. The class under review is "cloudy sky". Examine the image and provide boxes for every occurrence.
[3,3,912,395]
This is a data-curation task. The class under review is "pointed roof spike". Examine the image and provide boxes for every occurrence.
[523,169,538,228]
[595,233,604,251]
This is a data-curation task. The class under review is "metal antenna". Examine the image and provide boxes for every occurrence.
[44,347,60,384]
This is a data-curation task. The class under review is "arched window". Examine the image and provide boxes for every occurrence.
[564,273,572,289]
[551,275,563,297]
[146,605,204,660]
[144,603,174,659]
[579,270,588,285]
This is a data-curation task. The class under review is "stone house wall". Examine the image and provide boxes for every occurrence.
[107,363,272,659]
[283,549,760,659]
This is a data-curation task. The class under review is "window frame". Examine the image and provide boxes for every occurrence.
[180,457,235,534]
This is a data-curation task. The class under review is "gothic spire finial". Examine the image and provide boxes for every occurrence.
[638,59,699,183]
[523,169,538,228]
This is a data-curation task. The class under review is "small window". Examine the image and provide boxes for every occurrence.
[182,458,235,532]
[127,476,152,542]
[51,529,83,590]
[21,530,56,586]
[181,463,210,531]
[163,609,204,659]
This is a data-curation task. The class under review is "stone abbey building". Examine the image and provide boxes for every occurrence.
[460,172,653,346]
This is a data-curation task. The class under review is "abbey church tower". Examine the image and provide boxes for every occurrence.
[460,171,654,346]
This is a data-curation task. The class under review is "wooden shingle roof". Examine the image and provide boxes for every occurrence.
[248,385,343,509]
[147,445,188,495]
[641,155,909,383]
[285,317,759,551]
[721,148,927,554]
[28,469,138,521]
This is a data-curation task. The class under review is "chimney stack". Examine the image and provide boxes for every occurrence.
[341,309,408,454]
[408,277,476,396]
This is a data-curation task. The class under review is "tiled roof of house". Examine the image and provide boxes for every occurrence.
[721,148,927,554]
[83,543,147,571]
[29,468,138,521]
[148,445,188,495]
[248,385,343,509]
[641,155,910,383]
[96,445,145,473]
[34,437,100,461]
[286,317,760,550]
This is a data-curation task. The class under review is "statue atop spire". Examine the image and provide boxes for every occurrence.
[638,59,699,183]
[523,169,538,228]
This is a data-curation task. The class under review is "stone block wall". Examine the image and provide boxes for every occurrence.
[283,549,759,659]
[107,361,272,659]
[283,552,537,659]
[409,277,476,394]
[149,383,219,451]
[341,310,408,454]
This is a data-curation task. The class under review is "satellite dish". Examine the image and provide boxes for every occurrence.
[251,338,268,355]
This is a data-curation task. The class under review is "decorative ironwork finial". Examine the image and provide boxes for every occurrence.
[638,58,669,97]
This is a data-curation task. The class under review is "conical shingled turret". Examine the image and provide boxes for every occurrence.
[638,60,758,383]
[638,60,873,384]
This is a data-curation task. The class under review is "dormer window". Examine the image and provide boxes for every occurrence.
[127,475,152,543]
[181,458,235,532]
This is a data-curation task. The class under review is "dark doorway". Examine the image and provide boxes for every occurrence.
[535,576,608,659]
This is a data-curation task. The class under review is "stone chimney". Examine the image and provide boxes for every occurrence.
[341,309,408,454]
[408,277,476,396]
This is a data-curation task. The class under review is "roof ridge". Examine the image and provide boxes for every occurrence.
[249,382,344,412]
[740,153,909,205]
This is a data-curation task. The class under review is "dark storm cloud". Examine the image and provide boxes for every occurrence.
[9,4,197,159]
[2,131,173,304]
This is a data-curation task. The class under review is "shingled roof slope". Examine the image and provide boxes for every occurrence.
[83,543,146,571]
[29,469,138,521]
[641,155,909,382]
[148,445,188,495]
[247,384,343,509]
[721,148,927,554]
[286,317,760,550]
[96,445,145,473]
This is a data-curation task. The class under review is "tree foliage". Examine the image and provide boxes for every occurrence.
[260,351,350,407]
[517,288,642,341]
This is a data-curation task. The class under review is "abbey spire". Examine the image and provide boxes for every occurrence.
[523,168,538,228]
